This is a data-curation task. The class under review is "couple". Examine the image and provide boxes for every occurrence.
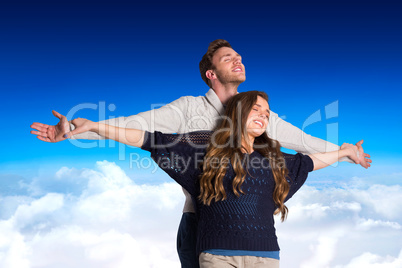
[31,39,371,267]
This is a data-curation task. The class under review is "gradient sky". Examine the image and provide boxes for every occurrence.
[0,1,401,267]
[1,0,401,169]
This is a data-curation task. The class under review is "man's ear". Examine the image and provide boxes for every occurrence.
[206,70,215,80]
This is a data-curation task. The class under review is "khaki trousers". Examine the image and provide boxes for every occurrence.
[199,253,280,268]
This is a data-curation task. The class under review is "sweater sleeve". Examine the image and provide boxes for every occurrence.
[283,153,314,202]
[71,96,190,140]
[267,110,352,163]
[141,131,211,196]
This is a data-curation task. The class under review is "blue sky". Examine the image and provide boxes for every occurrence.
[0,1,401,267]
[1,1,401,170]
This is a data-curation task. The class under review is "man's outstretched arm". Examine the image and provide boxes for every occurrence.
[30,97,189,142]
[267,111,372,169]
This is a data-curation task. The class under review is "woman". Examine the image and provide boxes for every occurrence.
[66,91,361,267]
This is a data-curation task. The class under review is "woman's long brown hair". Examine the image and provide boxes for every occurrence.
[198,91,290,221]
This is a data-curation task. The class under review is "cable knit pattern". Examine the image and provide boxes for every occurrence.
[182,96,223,131]
[142,131,314,255]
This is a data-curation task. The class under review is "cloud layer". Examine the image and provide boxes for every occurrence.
[278,184,402,268]
[0,161,401,267]
[0,161,184,268]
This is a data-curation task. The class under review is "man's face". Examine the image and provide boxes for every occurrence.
[211,47,246,85]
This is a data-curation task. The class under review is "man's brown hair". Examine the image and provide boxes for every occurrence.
[199,39,232,88]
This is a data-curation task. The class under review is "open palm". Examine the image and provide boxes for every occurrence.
[30,110,70,142]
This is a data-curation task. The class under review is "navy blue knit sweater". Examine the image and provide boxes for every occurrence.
[141,131,314,255]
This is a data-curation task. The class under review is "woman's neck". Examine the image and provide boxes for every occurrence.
[241,137,255,154]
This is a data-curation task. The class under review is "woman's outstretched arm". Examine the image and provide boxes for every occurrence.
[309,142,361,171]
[64,118,145,148]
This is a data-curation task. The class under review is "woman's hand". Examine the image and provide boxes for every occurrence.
[310,141,369,171]
[63,118,96,139]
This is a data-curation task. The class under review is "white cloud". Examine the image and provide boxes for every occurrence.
[0,221,30,268]
[28,226,179,268]
[10,193,64,229]
[350,184,402,220]
[0,161,183,268]
[355,218,401,231]
[0,162,401,267]
[278,183,402,268]
[336,250,402,268]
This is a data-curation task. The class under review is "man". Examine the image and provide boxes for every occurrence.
[31,39,371,267]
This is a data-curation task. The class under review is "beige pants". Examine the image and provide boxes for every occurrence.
[199,253,280,268]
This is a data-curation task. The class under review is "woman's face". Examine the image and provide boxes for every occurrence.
[245,96,270,140]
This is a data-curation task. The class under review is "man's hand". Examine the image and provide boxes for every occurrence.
[355,140,372,169]
[30,110,70,142]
